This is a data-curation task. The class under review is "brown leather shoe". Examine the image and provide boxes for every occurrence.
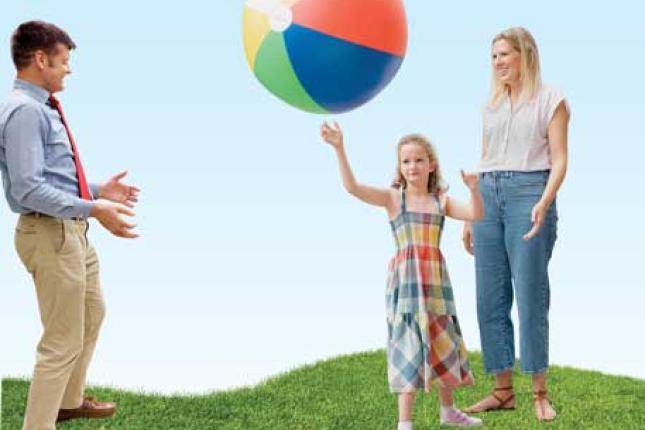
[57,396,117,422]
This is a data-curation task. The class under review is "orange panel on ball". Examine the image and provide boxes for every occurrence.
[291,0,407,57]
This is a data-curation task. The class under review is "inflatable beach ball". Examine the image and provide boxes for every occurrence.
[243,0,407,114]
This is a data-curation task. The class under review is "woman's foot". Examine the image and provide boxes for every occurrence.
[534,390,556,421]
[463,386,515,413]
[440,407,483,427]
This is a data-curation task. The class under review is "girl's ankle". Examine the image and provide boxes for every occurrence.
[397,420,413,430]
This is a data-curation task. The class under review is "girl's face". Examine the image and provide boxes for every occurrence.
[492,38,521,86]
[399,143,435,188]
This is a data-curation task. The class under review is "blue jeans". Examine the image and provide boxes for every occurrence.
[473,171,557,374]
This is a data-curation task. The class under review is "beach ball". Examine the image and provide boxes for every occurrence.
[243,0,407,114]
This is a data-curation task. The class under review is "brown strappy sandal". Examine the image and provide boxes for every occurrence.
[533,389,556,421]
[464,386,515,413]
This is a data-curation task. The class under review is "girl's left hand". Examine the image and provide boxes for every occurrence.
[523,200,549,240]
[460,170,478,191]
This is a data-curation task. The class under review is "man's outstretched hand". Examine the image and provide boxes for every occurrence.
[91,201,138,239]
[98,171,140,208]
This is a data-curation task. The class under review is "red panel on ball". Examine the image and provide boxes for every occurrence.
[291,0,407,57]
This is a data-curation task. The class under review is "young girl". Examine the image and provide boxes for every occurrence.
[321,122,484,429]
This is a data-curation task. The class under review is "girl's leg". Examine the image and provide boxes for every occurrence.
[438,386,483,427]
[438,385,454,407]
[398,392,415,423]
[397,393,415,430]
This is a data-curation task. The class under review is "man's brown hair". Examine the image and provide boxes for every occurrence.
[11,20,76,70]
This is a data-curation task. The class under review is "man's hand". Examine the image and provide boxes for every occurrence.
[90,201,138,238]
[98,171,140,208]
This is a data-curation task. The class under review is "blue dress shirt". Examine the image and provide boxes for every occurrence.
[0,79,99,219]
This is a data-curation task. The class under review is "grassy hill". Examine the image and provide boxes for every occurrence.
[2,351,644,429]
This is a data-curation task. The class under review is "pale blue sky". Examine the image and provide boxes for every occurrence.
[1,1,644,393]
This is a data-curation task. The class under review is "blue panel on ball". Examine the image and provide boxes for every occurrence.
[284,24,404,114]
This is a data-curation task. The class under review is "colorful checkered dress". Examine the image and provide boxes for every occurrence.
[386,190,474,392]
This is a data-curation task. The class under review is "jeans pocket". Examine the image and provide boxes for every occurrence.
[509,180,546,203]
[519,180,547,188]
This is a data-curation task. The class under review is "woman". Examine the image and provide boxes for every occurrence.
[462,27,569,422]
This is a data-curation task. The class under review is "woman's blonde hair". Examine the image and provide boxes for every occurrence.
[392,133,447,194]
[488,26,542,107]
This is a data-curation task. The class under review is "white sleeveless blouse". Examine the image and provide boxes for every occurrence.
[479,85,569,172]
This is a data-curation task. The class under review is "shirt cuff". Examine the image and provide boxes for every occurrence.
[90,182,101,200]
[75,199,95,219]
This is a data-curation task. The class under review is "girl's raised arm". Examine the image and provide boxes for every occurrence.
[321,122,394,209]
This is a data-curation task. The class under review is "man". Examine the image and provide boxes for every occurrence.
[0,21,139,429]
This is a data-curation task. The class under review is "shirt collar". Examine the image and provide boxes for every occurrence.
[501,90,526,113]
[13,79,50,104]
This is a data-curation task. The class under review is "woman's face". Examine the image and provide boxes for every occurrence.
[492,38,521,86]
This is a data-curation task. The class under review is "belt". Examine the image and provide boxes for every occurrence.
[23,212,87,222]
[479,170,550,178]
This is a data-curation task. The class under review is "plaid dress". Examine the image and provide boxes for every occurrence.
[386,190,474,392]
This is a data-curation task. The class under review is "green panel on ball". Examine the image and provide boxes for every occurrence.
[253,32,327,114]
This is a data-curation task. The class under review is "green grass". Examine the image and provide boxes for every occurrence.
[2,351,644,429]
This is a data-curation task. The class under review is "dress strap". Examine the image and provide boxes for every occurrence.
[401,189,407,213]
[433,193,443,216]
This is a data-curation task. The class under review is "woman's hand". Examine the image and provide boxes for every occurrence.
[321,121,343,150]
[523,199,550,240]
[462,222,474,255]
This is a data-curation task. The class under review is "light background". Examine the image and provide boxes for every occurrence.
[1,1,643,394]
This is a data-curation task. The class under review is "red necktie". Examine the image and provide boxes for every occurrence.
[48,96,92,200]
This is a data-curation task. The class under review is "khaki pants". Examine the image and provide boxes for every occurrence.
[14,214,105,430]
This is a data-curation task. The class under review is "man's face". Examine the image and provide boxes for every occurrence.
[39,43,72,93]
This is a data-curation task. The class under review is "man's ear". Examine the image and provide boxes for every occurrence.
[33,50,48,70]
